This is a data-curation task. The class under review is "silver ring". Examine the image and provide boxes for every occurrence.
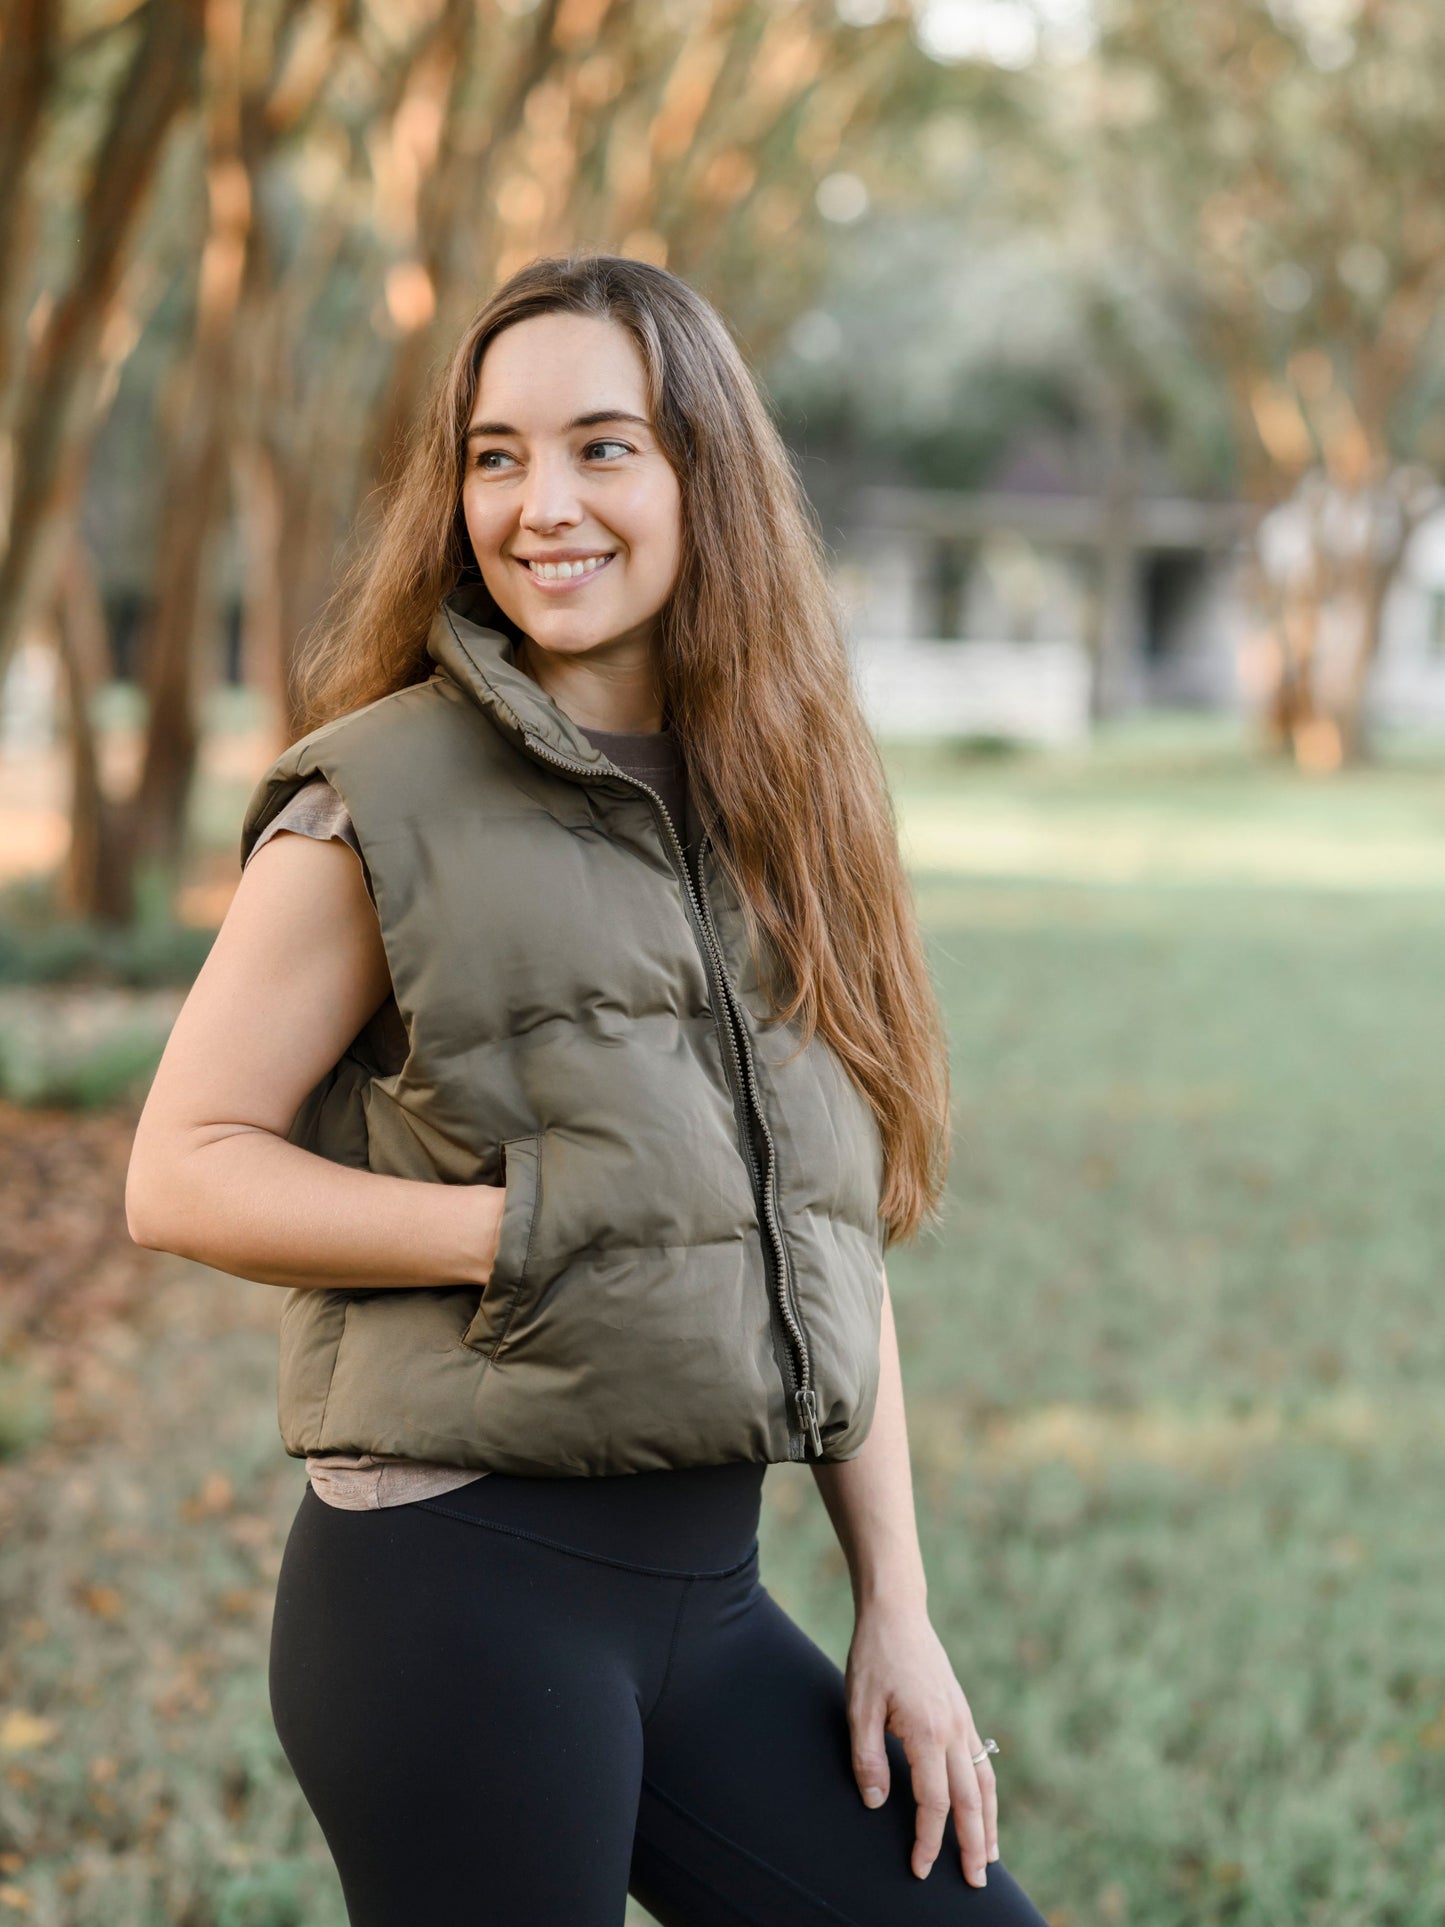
[971,1738,999,1765]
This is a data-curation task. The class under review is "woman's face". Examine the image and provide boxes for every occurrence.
[462,311,683,665]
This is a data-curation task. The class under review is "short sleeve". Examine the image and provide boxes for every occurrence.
[244,775,374,906]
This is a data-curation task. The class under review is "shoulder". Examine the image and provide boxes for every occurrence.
[238,674,499,868]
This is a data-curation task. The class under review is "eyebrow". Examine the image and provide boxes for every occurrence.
[465,409,652,440]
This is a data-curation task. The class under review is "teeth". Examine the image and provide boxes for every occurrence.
[528,554,610,580]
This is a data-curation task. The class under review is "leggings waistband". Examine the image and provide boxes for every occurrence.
[412,1459,766,1576]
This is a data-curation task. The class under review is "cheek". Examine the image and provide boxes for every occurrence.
[463,485,506,550]
[617,476,682,580]
[466,493,497,547]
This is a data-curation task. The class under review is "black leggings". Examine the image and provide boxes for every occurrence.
[268,1461,1050,1926]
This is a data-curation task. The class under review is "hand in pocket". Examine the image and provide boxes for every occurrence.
[460,1135,544,1356]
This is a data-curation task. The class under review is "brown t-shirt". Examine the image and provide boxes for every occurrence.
[243,721,694,1509]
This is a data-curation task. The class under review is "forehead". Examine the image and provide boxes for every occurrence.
[469,312,650,429]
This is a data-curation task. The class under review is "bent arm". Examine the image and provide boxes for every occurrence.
[125,828,501,1292]
[810,1268,928,1612]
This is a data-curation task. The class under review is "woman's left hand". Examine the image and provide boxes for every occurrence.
[844,1601,999,1888]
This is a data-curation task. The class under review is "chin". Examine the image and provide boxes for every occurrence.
[528,630,594,655]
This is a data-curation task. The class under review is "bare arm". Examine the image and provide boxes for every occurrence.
[812,1270,1000,1889]
[124,828,502,1292]
[812,1271,928,1612]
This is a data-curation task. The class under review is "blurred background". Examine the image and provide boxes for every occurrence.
[1,0,1442,1920]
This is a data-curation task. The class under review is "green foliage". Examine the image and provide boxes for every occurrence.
[0,952,187,1113]
[0,880,213,989]
[0,871,210,1106]
[765,206,1239,507]
[0,1019,170,1110]
[945,730,1028,761]
[1082,0,1445,479]
[0,1358,53,1460]
[212,1862,310,1927]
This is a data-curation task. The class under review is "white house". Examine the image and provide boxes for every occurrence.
[835,482,1252,744]
[835,478,1445,744]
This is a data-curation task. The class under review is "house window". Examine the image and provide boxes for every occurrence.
[930,540,969,641]
[1429,588,1445,659]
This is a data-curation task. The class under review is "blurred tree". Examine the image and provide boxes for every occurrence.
[128,0,351,895]
[0,0,942,922]
[0,0,60,413]
[765,207,1237,718]
[0,0,206,702]
[0,0,208,920]
[1074,0,1445,765]
[761,53,1233,722]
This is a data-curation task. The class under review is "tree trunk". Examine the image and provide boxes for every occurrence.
[132,0,256,888]
[232,437,286,718]
[1333,494,1422,767]
[54,539,137,923]
[1336,567,1387,766]
[0,0,59,420]
[129,438,220,877]
[0,0,204,685]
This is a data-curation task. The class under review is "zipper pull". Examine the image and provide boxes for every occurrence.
[795,1385,824,1458]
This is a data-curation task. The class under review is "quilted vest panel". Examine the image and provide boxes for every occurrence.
[237,583,887,1476]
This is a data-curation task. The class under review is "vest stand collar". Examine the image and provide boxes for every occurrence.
[429,581,633,779]
[429,579,723,856]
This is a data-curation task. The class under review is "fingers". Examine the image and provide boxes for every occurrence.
[849,1697,891,1811]
[976,1735,999,1863]
[904,1732,955,1882]
[944,1742,994,1888]
[852,1672,1000,1888]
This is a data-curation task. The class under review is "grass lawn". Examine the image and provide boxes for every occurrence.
[2,716,1442,1923]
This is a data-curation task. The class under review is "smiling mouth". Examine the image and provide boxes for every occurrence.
[516,553,616,585]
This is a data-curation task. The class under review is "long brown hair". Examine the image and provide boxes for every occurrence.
[292,252,950,1244]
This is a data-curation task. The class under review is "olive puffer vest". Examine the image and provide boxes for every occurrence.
[237,582,887,1476]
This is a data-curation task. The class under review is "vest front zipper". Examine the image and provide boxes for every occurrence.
[691,827,823,1462]
[521,730,824,1461]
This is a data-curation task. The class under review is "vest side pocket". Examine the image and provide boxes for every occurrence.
[459,1132,543,1358]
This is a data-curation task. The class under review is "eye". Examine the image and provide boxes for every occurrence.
[584,439,633,461]
[472,448,517,471]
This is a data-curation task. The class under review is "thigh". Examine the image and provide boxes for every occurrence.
[268,1486,659,1927]
[630,1562,1050,1927]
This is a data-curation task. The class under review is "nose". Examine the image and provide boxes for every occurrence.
[519,447,583,534]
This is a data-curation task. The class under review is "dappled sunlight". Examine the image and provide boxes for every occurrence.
[897,800,1445,888]
[910,1389,1435,1481]
[0,805,68,879]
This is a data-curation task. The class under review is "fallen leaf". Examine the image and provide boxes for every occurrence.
[77,1584,123,1620]
[0,1712,56,1754]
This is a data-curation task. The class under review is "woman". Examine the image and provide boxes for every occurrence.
[126,253,1049,1925]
